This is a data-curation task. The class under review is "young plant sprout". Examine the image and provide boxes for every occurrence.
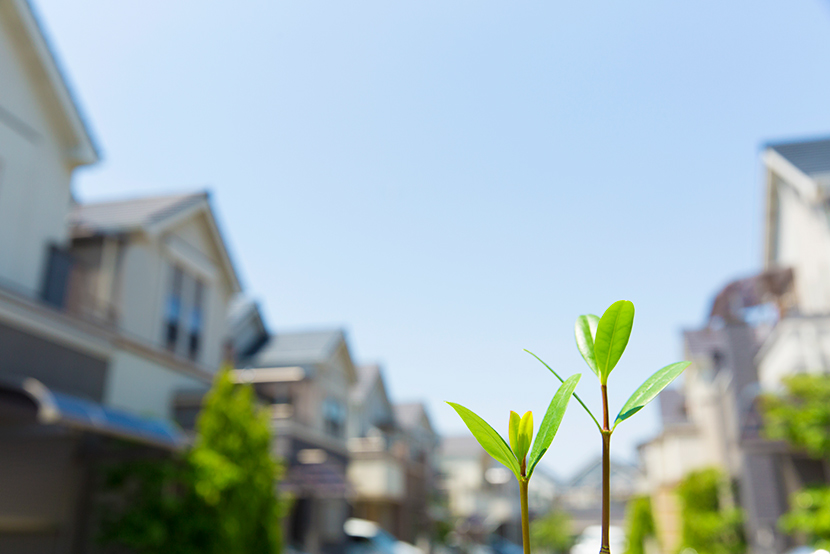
[526,300,690,554]
[447,374,581,554]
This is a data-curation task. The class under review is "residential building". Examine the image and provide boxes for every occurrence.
[235,328,358,554]
[348,365,406,535]
[640,136,830,554]
[393,401,440,545]
[0,2,244,551]
[438,435,520,542]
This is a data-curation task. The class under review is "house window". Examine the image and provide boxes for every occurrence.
[164,264,208,361]
[165,266,184,351]
[188,279,204,360]
[323,397,346,438]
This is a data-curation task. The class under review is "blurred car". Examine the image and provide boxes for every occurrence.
[344,518,424,554]
[570,525,626,554]
[488,535,523,554]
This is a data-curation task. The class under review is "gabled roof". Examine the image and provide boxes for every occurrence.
[440,435,483,457]
[2,0,98,165]
[566,456,641,489]
[352,364,382,403]
[394,402,435,435]
[69,192,206,236]
[69,192,241,292]
[245,329,347,368]
[767,137,830,178]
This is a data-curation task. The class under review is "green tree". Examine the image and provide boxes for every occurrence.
[762,374,830,459]
[531,509,572,554]
[100,367,283,554]
[623,496,655,554]
[676,468,744,554]
[762,373,830,547]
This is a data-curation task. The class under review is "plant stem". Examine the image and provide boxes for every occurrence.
[520,478,530,554]
[601,384,611,554]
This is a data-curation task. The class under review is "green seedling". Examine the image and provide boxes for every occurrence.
[448,374,581,554]
[526,300,690,554]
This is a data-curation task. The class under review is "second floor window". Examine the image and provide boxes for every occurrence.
[165,266,184,351]
[164,264,207,361]
[323,398,346,438]
[188,279,204,360]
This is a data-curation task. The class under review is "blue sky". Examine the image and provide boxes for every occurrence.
[36,0,830,477]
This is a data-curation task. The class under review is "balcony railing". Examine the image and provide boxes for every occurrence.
[40,245,118,326]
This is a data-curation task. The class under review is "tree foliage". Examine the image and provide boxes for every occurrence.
[762,374,830,547]
[762,374,830,458]
[780,486,830,549]
[676,468,745,554]
[100,368,283,554]
[530,509,573,554]
[623,496,654,554]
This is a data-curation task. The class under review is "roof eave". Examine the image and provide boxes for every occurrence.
[13,0,100,166]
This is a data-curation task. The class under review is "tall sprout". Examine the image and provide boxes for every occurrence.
[448,374,581,554]
[527,300,689,554]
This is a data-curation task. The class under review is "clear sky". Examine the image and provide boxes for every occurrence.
[36,0,830,478]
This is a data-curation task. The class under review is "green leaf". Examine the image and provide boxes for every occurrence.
[509,411,521,456]
[524,349,602,432]
[447,402,521,479]
[516,411,533,461]
[527,373,581,477]
[574,314,600,378]
[614,361,690,428]
[594,300,635,383]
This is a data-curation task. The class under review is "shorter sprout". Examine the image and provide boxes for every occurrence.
[510,410,533,463]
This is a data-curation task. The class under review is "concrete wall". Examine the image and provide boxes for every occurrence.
[0,7,76,296]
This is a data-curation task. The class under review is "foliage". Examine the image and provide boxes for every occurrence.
[761,374,830,458]
[100,367,283,554]
[761,374,830,547]
[447,372,580,554]
[98,455,213,554]
[531,510,573,554]
[623,496,655,554]
[676,468,745,554]
[446,373,580,482]
[780,486,830,549]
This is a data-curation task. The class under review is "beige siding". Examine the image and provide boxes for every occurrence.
[104,350,206,419]
[0,11,74,294]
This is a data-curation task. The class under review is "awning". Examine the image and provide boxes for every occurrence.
[0,377,186,451]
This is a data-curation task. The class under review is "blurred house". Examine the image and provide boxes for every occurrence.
[234,326,357,554]
[640,136,830,554]
[558,457,641,535]
[0,2,245,551]
[347,365,440,544]
[393,401,440,545]
[348,365,406,534]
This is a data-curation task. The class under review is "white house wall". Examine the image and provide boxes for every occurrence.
[347,458,405,500]
[118,237,165,343]
[104,350,206,420]
[770,174,830,314]
[757,317,830,390]
[0,11,75,294]
[116,216,233,371]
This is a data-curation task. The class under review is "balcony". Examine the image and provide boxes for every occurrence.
[40,245,118,326]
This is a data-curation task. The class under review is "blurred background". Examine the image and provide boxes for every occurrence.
[0,0,829,553]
